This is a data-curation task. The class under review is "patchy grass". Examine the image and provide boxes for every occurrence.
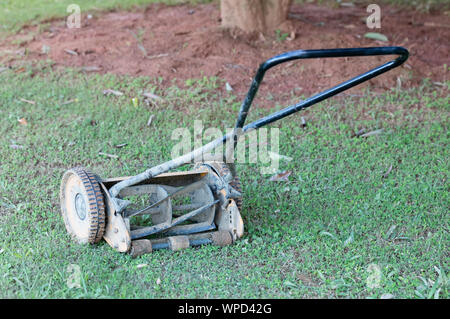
[305,0,450,11]
[0,0,214,35]
[0,61,448,298]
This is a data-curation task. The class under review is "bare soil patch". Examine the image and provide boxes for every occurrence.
[2,2,449,105]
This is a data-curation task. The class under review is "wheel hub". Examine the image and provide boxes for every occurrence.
[74,193,87,220]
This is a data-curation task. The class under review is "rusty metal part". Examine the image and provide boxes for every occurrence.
[215,199,244,242]
[168,236,190,251]
[211,230,233,247]
[113,169,218,239]
[100,182,131,252]
[129,239,152,258]
[204,161,243,211]
[128,230,233,256]
[130,199,219,239]
[60,167,106,244]
[102,169,209,189]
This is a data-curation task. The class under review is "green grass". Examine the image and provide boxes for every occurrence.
[307,0,450,11]
[0,0,213,35]
[0,62,448,298]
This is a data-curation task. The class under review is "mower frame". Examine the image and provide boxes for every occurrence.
[61,46,409,256]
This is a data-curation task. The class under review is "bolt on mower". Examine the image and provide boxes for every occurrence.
[60,47,409,258]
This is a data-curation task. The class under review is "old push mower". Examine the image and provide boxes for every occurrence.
[60,47,408,257]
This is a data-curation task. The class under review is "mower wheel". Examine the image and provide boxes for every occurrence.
[60,167,106,244]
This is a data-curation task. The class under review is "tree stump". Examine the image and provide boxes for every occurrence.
[221,0,293,33]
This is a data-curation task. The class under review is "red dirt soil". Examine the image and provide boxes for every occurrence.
[2,2,449,103]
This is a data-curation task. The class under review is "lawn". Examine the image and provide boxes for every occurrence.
[0,0,449,299]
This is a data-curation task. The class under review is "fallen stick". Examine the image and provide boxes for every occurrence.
[103,89,124,96]
[61,99,78,105]
[382,164,393,178]
[360,129,384,138]
[99,152,119,159]
[146,53,169,60]
[147,114,154,127]
[64,49,78,56]
[19,98,36,105]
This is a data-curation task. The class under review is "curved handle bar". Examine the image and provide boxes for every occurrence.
[235,46,409,132]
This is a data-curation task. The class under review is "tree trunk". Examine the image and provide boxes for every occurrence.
[221,0,292,33]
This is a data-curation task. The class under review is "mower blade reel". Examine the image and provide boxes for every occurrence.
[130,199,219,240]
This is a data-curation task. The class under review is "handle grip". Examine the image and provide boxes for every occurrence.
[234,46,409,132]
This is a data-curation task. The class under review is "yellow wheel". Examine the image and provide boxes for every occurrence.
[60,167,106,244]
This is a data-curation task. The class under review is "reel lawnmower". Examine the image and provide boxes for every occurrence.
[60,47,408,257]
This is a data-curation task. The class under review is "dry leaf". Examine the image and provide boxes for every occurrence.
[286,31,296,41]
[269,170,292,182]
[18,118,28,125]
[103,89,124,96]
[364,32,389,42]
[15,67,26,74]
[98,152,118,159]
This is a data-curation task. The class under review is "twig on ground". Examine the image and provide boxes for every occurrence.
[61,99,78,105]
[147,114,155,127]
[360,129,384,138]
[146,53,169,60]
[103,89,124,96]
[64,49,78,56]
[99,152,119,159]
[383,164,393,178]
[82,66,102,72]
[19,98,35,105]
[143,92,163,102]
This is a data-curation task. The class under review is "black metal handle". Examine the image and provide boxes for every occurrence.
[234,47,409,132]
